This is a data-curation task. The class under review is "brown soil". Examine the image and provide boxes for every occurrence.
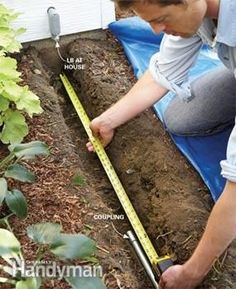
[1,29,236,289]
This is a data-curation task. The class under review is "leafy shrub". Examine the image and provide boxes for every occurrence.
[0,223,106,289]
[0,4,43,144]
[0,141,49,219]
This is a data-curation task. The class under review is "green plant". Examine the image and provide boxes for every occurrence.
[0,223,106,289]
[0,4,43,144]
[0,141,49,220]
[71,174,86,187]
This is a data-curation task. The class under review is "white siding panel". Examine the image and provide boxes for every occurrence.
[101,0,116,29]
[2,0,115,42]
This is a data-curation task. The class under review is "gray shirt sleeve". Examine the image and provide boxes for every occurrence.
[149,34,202,102]
[220,118,236,183]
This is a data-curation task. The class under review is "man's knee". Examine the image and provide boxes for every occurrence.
[163,109,190,135]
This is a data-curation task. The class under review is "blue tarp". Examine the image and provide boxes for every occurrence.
[109,16,234,201]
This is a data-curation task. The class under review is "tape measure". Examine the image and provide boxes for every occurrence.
[60,73,172,274]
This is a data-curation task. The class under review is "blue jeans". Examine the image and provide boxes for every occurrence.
[163,66,236,136]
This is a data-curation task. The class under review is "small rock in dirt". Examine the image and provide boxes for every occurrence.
[126,168,136,175]
[33,69,42,75]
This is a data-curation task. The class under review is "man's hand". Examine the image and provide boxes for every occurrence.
[159,264,202,289]
[86,116,114,152]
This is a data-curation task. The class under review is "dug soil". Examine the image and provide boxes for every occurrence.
[2,29,236,288]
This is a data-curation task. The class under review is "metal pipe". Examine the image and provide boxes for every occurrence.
[125,231,159,289]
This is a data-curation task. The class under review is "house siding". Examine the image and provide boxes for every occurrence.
[2,0,115,42]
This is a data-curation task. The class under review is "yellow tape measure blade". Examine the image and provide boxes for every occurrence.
[60,74,172,268]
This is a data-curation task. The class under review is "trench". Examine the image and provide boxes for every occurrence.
[24,29,236,289]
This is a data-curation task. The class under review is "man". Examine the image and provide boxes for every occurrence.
[86,0,236,288]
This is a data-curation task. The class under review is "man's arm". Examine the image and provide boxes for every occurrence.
[160,180,236,289]
[87,34,203,151]
[160,120,236,289]
[86,70,167,150]
[96,70,167,128]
